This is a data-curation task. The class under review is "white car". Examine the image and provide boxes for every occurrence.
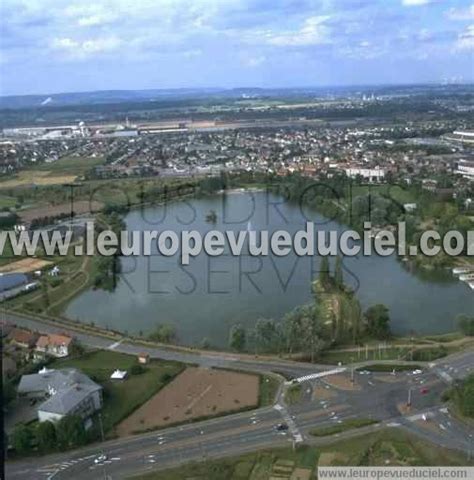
[412,369,423,375]
[94,454,107,464]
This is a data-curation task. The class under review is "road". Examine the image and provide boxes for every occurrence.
[4,311,474,479]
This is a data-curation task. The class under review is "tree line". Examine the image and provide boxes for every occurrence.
[229,256,392,360]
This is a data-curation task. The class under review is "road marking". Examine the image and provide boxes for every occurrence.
[108,339,125,350]
[436,370,453,383]
[290,368,346,384]
[273,404,304,443]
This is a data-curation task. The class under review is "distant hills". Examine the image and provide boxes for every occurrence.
[2,84,471,110]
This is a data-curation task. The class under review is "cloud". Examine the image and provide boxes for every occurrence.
[77,13,117,27]
[1,0,474,94]
[445,5,474,21]
[242,15,331,47]
[51,36,122,58]
[456,24,474,50]
[401,0,433,6]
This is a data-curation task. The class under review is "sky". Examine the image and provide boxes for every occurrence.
[1,0,473,96]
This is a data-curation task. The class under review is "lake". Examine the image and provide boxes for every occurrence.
[66,191,473,347]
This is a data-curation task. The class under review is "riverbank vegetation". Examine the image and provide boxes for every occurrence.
[227,255,394,361]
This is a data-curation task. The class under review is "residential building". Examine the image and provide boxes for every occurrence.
[8,328,39,349]
[18,368,103,423]
[138,353,150,364]
[35,334,73,359]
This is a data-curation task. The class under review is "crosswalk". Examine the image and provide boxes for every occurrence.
[290,367,347,384]
[274,404,303,443]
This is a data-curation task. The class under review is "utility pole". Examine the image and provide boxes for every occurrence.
[407,387,412,408]
[64,183,83,230]
[350,357,355,383]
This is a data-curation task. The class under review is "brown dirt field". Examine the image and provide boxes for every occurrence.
[0,258,53,273]
[290,468,312,480]
[116,367,259,436]
[323,374,360,391]
[19,200,103,222]
[318,452,349,466]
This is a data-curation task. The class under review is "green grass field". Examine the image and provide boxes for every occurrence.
[0,193,18,209]
[309,418,377,437]
[284,384,302,405]
[53,350,184,435]
[28,156,105,177]
[258,375,280,407]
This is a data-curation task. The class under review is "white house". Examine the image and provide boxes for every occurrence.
[35,334,73,358]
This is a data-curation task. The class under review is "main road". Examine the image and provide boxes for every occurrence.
[4,310,474,479]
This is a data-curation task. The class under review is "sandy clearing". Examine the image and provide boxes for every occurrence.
[0,258,53,274]
[116,367,259,436]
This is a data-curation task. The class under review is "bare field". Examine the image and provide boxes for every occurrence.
[0,171,77,188]
[19,200,102,222]
[116,367,259,436]
[0,258,53,273]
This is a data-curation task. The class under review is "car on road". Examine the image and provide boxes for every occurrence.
[275,423,289,431]
[412,369,423,375]
[94,454,108,464]
[420,387,429,394]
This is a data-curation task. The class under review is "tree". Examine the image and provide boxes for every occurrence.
[319,256,330,288]
[283,305,324,361]
[334,255,344,290]
[229,324,246,352]
[148,324,176,343]
[56,415,87,449]
[364,304,391,339]
[253,318,281,354]
[458,315,474,336]
[36,421,57,452]
[11,424,33,455]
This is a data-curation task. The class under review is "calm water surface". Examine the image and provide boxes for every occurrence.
[66,192,473,347]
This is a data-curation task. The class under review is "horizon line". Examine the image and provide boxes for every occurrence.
[2,81,473,99]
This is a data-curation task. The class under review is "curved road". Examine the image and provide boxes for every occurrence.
[4,311,474,479]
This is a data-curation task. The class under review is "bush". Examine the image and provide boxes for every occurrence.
[56,415,87,449]
[36,421,57,452]
[130,364,146,375]
[160,372,173,383]
[458,315,474,336]
[11,424,33,455]
[411,346,447,361]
